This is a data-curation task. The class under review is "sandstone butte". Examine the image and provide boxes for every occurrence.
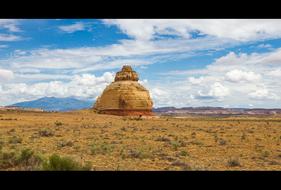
[93,65,154,116]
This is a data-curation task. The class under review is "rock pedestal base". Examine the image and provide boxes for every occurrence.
[97,109,154,116]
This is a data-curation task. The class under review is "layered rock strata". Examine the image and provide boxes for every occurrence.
[94,65,153,116]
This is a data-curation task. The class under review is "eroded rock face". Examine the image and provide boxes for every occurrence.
[114,65,139,82]
[94,65,153,116]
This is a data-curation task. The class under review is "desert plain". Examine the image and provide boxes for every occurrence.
[0,109,281,170]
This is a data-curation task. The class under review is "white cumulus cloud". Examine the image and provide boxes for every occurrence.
[58,22,86,33]
[0,69,14,81]
[104,19,281,42]
[0,72,114,106]
[249,88,279,100]
[197,82,230,99]
[0,34,22,42]
[225,69,261,82]
[0,19,21,32]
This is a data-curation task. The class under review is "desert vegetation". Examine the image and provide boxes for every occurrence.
[0,110,281,170]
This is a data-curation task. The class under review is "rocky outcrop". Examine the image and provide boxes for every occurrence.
[114,65,139,81]
[93,65,153,116]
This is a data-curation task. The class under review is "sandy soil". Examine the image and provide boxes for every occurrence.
[0,109,281,170]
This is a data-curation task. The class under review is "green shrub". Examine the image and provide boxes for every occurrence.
[38,129,54,137]
[170,141,180,150]
[54,121,63,126]
[0,151,17,169]
[43,154,91,171]
[127,149,147,159]
[227,158,241,167]
[90,142,114,155]
[17,149,34,164]
[16,149,43,170]
[169,140,186,150]
[0,148,42,170]
[8,136,22,144]
[179,150,189,157]
[1,149,90,171]
[57,140,74,148]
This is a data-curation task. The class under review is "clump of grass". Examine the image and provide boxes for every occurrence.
[218,139,227,146]
[261,151,270,158]
[43,154,91,171]
[190,140,204,146]
[1,148,91,171]
[171,160,192,170]
[155,136,171,142]
[54,121,63,127]
[57,140,74,148]
[119,148,126,160]
[8,136,22,144]
[0,151,17,169]
[38,129,54,137]
[169,140,186,151]
[178,150,189,157]
[90,142,114,155]
[227,158,241,167]
[0,149,43,170]
[17,149,34,164]
[16,149,43,170]
[127,148,150,159]
[170,141,180,151]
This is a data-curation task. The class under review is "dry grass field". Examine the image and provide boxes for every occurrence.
[0,109,281,171]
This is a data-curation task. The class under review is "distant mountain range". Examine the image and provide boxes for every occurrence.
[10,97,93,111]
[6,97,281,115]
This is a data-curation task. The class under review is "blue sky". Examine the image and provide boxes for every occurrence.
[0,19,281,108]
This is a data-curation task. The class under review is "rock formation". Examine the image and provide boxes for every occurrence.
[93,65,153,116]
